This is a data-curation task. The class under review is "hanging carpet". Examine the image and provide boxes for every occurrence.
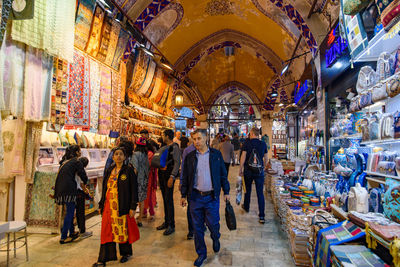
[128,49,149,102]
[74,0,96,51]
[85,4,105,57]
[153,72,169,104]
[149,68,164,100]
[89,58,100,133]
[111,70,122,136]
[98,65,112,135]
[144,67,160,99]
[111,29,130,70]
[104,20,121,66]
[137,59,156,96]
[96,15,112,62]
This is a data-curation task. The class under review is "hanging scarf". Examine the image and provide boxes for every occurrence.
[85,4,105,57]
[98,65,112,135]
[89,58,101,133]
[25,121,43,183]
[111,70,121,136]
[111,29,130,70]
[96,15,112,62]
[104,20,121,66]
[74,0,96,51]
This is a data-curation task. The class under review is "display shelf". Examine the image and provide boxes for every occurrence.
[330,134,362,140]
[361,138,400,146]
[365,171,400,180]
[353,27,400,62]
[120,117,173,130]
[129,102,175,120]
[366,176,386,185]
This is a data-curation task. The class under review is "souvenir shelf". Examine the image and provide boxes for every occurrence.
[129,102,175,121]
[120,117,173,130]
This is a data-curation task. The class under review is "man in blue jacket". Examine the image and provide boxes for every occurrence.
[181,129,230,267]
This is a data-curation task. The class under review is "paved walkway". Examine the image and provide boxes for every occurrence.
[1,165,295,267]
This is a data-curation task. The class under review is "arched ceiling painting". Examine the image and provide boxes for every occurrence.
[117,0,338,112]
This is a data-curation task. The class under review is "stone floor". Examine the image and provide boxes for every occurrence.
[0,165,295,267]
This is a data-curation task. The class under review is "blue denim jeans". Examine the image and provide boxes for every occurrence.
[243,174,265,218]
[61,202,76,240]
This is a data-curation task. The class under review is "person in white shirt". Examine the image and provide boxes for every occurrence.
[173,131,182,148]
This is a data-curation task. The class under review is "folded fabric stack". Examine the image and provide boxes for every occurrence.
[330,245,387,267]
[289,227,311,266]
[349,211,399,228]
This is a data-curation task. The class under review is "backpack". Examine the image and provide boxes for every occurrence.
[247,148,263,174]
[151,145,170,168]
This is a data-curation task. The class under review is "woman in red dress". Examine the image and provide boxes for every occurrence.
[143,144,158,220]
[93,147,140,266]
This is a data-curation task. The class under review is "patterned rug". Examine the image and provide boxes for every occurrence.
[96,16,112,62]
[65,50,90,130]
[89,58,101,133]
[330,245,386,267]
[25,171,61,233]
[128,49,149,102]
[74,0,96,51]
[85,4,105,57]
[111,29,130,70]
[111,70,122,136]
[153,71,169,104]
[137,60,157,96]
[314,220,365,267]
[98,65,112,135]
[104,20,121,66]
[48,58,68,132]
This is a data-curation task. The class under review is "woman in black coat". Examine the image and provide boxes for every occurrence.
[93,147,140,266]
[54,145,88,244]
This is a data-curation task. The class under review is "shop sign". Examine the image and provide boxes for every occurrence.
[294,80,313,105]
[325,25,348,68]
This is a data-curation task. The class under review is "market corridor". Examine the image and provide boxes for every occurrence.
[1,165,294,267]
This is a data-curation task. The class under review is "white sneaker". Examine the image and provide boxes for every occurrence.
[80,231,93,239]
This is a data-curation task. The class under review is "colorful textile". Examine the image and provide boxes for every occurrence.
[166,82,173,108]
[383,178,400,224]
[128,49,149,102]
[100,172,140,244]
[11,0,76,62]
[111,29,130,70]
[330,245,386,267]
[48,58,68,132]
[119,57,127,103]
[149,68,164,100]
[153,72,168,104]
[0,118,26,178]
[25,171,61,231]
[89,59,101,133]
[25,122,43,183]
[65,50,90,130]
[137,60,156,96]
[0,35,25,116]
[74,0,96,51]
[104,20,121,66]
[85,5,105,57]
[111,70,121,134]
[0,0,12,47]
[144,67,158,98]
[314,220,365,267]
[98,65,112,135]
[24,47,53,122]
[96,15,112,62]
[9,0,34,20]
[0,119,4,175]
[160,80,171,107]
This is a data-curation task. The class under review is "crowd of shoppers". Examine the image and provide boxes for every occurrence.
[53,127,268,266]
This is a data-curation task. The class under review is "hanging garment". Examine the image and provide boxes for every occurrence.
[9,0,34,20]
[0,118,26,178]
[25,121,43,183]
[48,58,68,132]
[111,70,121,135]
[89,59,100,133]
[96,15,112,62]
[24,47,53,122]
[104,20,121,66]
[74,0,96,51]
[111,29,130,70]
[98,65,112,135]
[85,5,105,57]
[0,35,25,116]
[65,50,90,130]
[137,60,156,97]
[0,0,12,47]
[11,0,76,62]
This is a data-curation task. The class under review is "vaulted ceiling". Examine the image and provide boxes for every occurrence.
[117,0,340,112]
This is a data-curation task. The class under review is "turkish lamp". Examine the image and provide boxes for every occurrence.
[175,91,184,106]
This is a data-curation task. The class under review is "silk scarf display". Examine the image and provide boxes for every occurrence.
[153,72,168,104]
[98,65,112,135]
[314,220,365,267]
[9,0,34,20]
[111,29,130,70]
[111,70,121,135]
[65,50,90,130]
[25,121,42,183]
[96,15,112,62]
[128,49,149,102]
[0,118,26,178]
[144,67,159,98]
[149,68,164,100]
[0,35,25,117]
[159,79,171,107]
[0,0,12,47]
[25,171,61,231]
[137,60,156,96]
[85,4,105,57]
[74,0,96,51]
[119,57,127,103]
[24,47,53,122]
[121,52,135,103]
[89,58,100,133]
[11,0,76,62]
[48,58,68,132]
[104,20,121,66]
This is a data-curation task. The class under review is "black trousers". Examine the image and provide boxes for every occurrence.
[159,170,175,228]
[98,242,132,263]
[224,162,230,177]
[75,190,86,233]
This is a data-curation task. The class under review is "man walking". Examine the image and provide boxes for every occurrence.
[239,127,268,224]
[181,129,230,267]
[180,132,189,150]
[218,135,234,176]
[157,129,181,235]
[231,133,241,165]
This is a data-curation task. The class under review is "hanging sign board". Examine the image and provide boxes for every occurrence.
[294,80,313,106]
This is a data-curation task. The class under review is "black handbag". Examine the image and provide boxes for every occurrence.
[225,200,237,231]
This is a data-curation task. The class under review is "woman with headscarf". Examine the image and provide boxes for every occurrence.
[93,147,140,266]
[54,145,88,244]
[130,137,149,227]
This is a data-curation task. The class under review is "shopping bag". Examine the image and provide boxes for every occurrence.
[225,200,237,231]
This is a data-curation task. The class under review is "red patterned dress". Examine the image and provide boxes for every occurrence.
[100,172,139,244]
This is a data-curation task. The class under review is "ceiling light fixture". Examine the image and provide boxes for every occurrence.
[279,103,284,107]
[160,58,174,71]
[280,64,289,76]
[271,92,278,97]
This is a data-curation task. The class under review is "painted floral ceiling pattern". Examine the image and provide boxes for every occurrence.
[116,0,339,111]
